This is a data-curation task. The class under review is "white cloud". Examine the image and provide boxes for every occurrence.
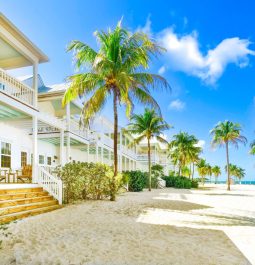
[138,18,255,84]
[195,140,206,149]
[136,16,152,37]
[158,28,255,84]
[168,99,186,111]
[158,66,166,75]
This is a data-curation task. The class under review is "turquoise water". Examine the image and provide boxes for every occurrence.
[206,180,255,185]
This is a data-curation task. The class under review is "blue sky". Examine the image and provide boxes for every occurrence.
[1,0,255,180]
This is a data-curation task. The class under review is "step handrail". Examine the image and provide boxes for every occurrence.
[38,166,63,205]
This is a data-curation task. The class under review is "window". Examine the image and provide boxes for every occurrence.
[47,157,52,166]
[1,142,11,168]
[21,151,27,167]
[39,155,45,165]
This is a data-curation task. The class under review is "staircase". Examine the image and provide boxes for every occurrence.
[0,186,61,223]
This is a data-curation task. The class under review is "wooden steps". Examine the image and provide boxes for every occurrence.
[0,187,61,223]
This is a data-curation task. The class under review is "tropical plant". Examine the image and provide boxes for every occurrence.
[212,165,221,184]
[123,170,148,192]
[196,158,208,185]
[206,164,212,183]
[126,109,170,191]
[224,164,245,184]
[169,132,201,176]
[210,121,247,191]
[249,140,255,155]
[63,20,169,200]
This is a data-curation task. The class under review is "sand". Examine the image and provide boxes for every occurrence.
[0,185,254,265]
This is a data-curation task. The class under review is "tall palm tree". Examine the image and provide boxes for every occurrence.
[196,158,208,185]
[212,166,221,184]
[63,21,169,200]
[206,163,212,183]
[126,109,170,191]
[210,121,247,191]
[169,132,201,175]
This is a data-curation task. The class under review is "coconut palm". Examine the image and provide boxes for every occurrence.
[169,132,201,176]
[63,21,169,200]
[225,164,245,184]
[212,166,221,184]
[210,121,247,191]
[206,164,212,183]
[249,140,255,155]
[126,108,170,191]
[196,159,208,185]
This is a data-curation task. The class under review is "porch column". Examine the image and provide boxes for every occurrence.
[108,149,111,166]
[60,129,64,165]
[66,103,70,163]
[32,116,38,183]
[33,62,38,108]
[124,156,127,171]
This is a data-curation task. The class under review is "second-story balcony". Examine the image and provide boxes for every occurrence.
[0,69,35,107]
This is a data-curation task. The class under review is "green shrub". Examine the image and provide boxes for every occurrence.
[162,175,198,189]
[151,164,164,188]
[56,162,122,203]
[124,170,148,192]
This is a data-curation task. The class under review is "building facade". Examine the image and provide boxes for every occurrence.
[0,13,171,202]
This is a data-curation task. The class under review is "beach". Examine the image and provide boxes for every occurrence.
[0,185,254,265]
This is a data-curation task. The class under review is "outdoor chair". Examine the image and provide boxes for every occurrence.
[16,165,32,183]
[0,169,8,182]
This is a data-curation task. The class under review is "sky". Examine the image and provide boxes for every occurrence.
[1,0,255,180]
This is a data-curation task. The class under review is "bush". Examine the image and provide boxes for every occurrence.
[124,170,148,192]
[151,164,164,189]
[56,162,122,203]
[162,175,198,189]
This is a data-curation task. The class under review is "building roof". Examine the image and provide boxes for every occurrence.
[0,13,49,64]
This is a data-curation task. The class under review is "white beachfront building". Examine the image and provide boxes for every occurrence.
[0,13,171,207]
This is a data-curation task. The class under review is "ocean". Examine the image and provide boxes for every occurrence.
[206,180,255,185]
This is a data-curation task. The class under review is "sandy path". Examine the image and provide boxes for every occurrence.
[0,186,253,265]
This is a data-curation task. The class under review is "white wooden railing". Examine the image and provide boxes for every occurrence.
[38,166,63,204]
[0,68,34,107]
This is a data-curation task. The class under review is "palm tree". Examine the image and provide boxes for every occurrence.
[196,159,208,185]
[206,163,212,183]
[224,164,245,184]
[249,140,255,155]
[63,21,169,200]
[212,166,221,184]
[210,121,247,191]
[169,132,201,176]
[126,109,170,191]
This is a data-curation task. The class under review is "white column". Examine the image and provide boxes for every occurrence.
[108,149,111,166]
[124,156,127,171]
[33,62,38,108]
[60,130,64,165]
[66,103,70,163]
[32,116,38,183]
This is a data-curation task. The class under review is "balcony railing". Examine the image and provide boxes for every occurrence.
[0,69,34,107]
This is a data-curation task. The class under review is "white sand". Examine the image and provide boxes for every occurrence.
[0,185,254,265]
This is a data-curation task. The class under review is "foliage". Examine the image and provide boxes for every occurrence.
[212,165,221,183]
[124,170,148,192]
[56,162,123,203]
[168,132,202,176]
[162,175,198,189]
[63,20,169,200]
[224,164,245,181]
[210,120,247,190]
[151,164,164,188]
[125,109,170,191]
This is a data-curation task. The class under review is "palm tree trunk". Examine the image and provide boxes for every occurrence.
[226,141,230,191]
[148,137,151,191]
[111,89,118,201]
